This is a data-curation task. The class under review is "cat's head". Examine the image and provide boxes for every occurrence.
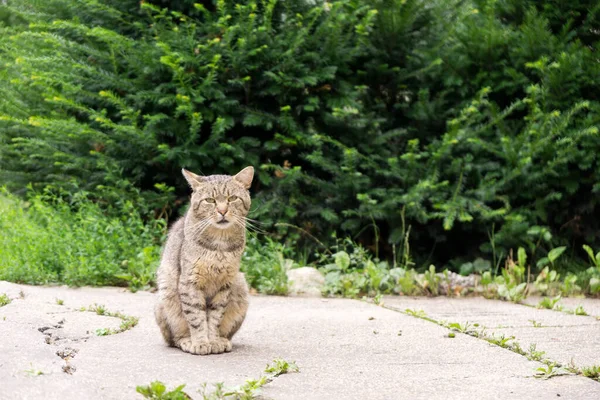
[182,166,253,230]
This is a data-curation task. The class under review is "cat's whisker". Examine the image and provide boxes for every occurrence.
[187,218,210,231]
[239,216,267,226]
[232,219,263,240]
[233,215,268,234]
[231,218,262,237]
[248,202,266,216]
[189,219,212,237]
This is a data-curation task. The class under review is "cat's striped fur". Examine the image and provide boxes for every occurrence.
[154,167,253,355]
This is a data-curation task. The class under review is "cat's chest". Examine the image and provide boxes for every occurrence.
[185,250,240,289]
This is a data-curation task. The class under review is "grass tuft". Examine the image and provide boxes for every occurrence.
[0,190,164,291]
[0,293,10,307]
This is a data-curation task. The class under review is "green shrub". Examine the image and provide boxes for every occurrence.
[0,189,165,290]
[0,0,599,270]
[241,236,291,295]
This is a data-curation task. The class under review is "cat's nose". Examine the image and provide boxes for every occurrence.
[217,207,228,216]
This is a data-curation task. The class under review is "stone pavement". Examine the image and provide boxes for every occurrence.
[0,281,599,400]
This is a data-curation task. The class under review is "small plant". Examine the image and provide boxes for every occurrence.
[95,328,112,337]
[495,248,527,302]
[199,358,299,399]
[136,381,190,399]
[447,332,456,338]
[583,245,600,268]
[405,309,427,318]
[560,273,580,296]
[458,258,491,276]
[80,304,139,335]
[447,321,471,333]
[24,364,44,376]
[487,334,515,348]
[396,268,421,296]
[88,303,107,315]
[534,267,561,296]
[527,344,546,361]
[581,365,600,381]
[416,265,442,296]
[529,320,543,328]
[536,246,566,270]
[373,292,383,306]
[573,305,588,316]
[263,358,299,377]
[537,296,561,310]
[535,363,561,379]
[0,294,10,307]
[55,298,64,306]
[582,245,600,295]
[480,271,496,298]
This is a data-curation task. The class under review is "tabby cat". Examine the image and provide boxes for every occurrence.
[154,167,253,355]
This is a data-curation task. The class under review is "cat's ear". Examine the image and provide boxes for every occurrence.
[233,166,254,189]
[182,168,205,191]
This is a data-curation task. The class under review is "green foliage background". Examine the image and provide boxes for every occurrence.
[1,0,599,270]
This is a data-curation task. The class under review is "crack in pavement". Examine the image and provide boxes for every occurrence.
[380,300,600,383]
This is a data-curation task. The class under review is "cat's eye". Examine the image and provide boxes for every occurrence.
[228,195,239,202]
[204,198,216,203]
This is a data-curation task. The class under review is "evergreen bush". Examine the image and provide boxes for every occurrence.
[1,0,599,270]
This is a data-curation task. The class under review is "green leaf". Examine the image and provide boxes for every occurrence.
[590,278,600,294]
[334,251,351,271]
[547,246,566,264]
[517,247,527,268]
[582,245,595,263]
[481,271,493,286]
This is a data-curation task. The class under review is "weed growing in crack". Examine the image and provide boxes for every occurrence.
[529,319,543,327]
[447,321,472,333]
[373,292,383,306]
[572,305,588,316]
[200,358,299,400]
[405,309,427,318]
[535,363,562,379]
[87,303,107,315]
[136,381,189,400]
[487,334,515,348]
[537,295,562,310]
[24,364,44,376]
[79,304,138,336]
[527,344,546,361]
[263,359,300,377]
[581,365,600,381]
[55,298,64,305]
[397,305,595,382]
[137,359,299,400]
[0,293,10,307]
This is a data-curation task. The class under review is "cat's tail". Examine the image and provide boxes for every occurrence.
[154,302,174,347]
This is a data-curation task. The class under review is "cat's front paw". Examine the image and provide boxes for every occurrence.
[209,337,232,354]
[179,338,211,355]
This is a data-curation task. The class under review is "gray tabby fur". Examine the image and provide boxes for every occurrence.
[154,166,253,355]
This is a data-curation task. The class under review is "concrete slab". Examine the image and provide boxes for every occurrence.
[0,282,599,400]
[384,296,600,370]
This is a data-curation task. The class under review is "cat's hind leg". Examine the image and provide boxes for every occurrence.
[155,294,191,349]
[219,272,249,341]
[154,302,174,346]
